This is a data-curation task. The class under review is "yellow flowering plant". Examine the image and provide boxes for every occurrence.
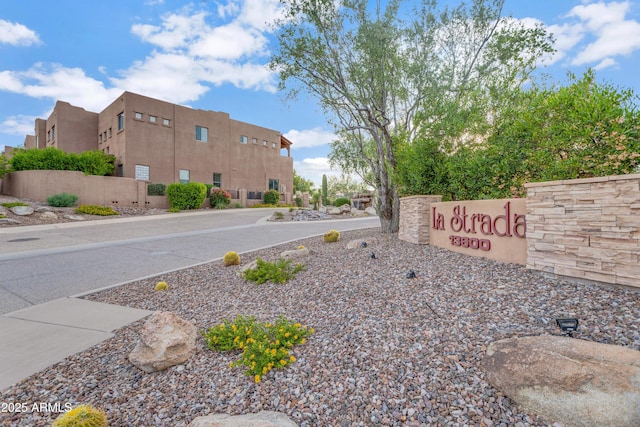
[203,314,313,382]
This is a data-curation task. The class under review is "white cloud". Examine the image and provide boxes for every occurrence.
[0,19,41,46]
[131,11,209,51]
[594,57,617,69]
[284,128,337,149]
[2,115,36,135]
[0,64,121,112]
[293,157,342,188]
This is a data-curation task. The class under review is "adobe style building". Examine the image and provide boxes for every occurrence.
[23,91,294,202]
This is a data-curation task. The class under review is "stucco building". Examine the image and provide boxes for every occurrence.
[24,91,294,202]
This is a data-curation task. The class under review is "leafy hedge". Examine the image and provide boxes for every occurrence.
[334,197,350,207]
[10,147,115,176]
[47,192,78,207]
[147,183,166,196]
[263,189,280,205]
[166,182,207,210]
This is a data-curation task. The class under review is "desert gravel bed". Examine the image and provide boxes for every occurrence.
[1,228,639,426]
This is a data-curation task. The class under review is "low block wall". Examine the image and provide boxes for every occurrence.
[525,174,640,288]
[3,170,147,207]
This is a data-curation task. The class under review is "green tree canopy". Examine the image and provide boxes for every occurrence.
[271,0,552,232]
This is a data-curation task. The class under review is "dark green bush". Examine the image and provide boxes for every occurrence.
[263,189,280,205]
[334,197,350,207]
[294,196,303,207]
[47,192,78,207]
[147,183,166,196]
[10,147,114,176]
[166,182,207,210]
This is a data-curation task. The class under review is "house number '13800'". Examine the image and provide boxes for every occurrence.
[449,235,491,251]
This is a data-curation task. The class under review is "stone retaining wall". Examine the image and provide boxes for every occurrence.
[398,195,441,244]
[525,174,640,288]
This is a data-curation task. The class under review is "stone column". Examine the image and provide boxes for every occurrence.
[399,195,442,244]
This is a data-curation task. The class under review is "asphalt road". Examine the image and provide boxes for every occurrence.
[0,209,379,315]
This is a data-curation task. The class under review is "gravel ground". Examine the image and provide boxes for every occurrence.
[1,228,639,426]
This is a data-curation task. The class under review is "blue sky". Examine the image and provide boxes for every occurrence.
[1,0,640,187]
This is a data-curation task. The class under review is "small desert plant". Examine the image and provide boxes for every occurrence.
[323,230,340,243]
[203,314,314,383]
[274,211,284,219]
[294,197,303,207]
[243,258,305,284]
[223,251,241,266]
[75,205,119,216]
[263,189,280,205]
[147,183,166,196]
[51,404,108,427]
[210,188,231,209]
[47,192,78,207]
[334,197,351,207]
[232,202,243,208]
[297,245,305,250]
[1,201,29,208]
[155,281,168,291]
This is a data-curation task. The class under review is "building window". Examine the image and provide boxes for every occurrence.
[196,126,208,142]
[272,142,277,149]
[135,164,149,181]
[103,131,107,140]
[51,126,55,141]
[149,115,157,124]
[269,178,279,191]
[213,173,222,188]
[163,118,171,126]
[99,133,103,143]
[179,169,190,184]
[117,112,124,131]
[263,140,268,146]
[135,112,143,120]
[252,138,258,144]
[105,146,110,154]
[108,127,112,138]
[47,130,50,141]
[240,135,248,144]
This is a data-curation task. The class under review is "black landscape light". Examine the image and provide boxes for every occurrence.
[406,270,416,279]
[370,252,376,259]
[556,318,579,337]
[361,241,368,248]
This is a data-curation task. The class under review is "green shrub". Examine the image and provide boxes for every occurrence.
[263,189,280,205]
[232,202,243,208]
[1,202,29,208]
[75,205,119,216]
[323,230,340,243]
[334,197,351,207]
[166,182,207,210]
[243,258,305,284]
[294,197,303,207]
[203,314,314,383]
[51,404,108,427]
[147,183,166,196]
[0,154,10,179]
[11,147,114,176]
[47,192,78,207]
[223,251,241,266]
[274,211,284,219]
[210,188,231,209]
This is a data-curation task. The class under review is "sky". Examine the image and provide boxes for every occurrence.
[1,0,640,187]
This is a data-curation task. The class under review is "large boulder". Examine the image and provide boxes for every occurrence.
[129,311,197,373]
[188,411,297,427]
[328,207,341,215]
[364,207,377,216]
[10,205,34,216]
[482,335,640,427]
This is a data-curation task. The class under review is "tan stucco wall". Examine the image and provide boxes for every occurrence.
[429,198,527,265]
[525,174,640,288]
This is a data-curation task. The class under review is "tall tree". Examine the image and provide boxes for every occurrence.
[293,169,314,193]
[321,174,328,205]
[271,0,553,233]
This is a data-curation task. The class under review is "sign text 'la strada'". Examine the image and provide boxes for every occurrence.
[432,201,526,251]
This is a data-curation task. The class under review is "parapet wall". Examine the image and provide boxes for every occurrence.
[525,174,640,288]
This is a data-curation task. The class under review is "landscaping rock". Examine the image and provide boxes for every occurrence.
[350,207,360,215]
[10,206,34,216]
[318,206,327,213]
[346,238,376,249]
[328,207,341,215]
[188,411,297,427]
[238,259,259,277]
[340,204,351,213]
[129,311,197,373]
[0,218,21,224]
[482,335,640,427]
[365,207,377,216]
[39,211,58,220]
[63,214,85,221]
[280,247,310,259]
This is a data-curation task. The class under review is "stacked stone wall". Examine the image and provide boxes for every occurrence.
[525,174,640,288]
[399,195,441,244]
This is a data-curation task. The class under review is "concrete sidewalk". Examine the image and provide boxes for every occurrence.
[0,298,150,391]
